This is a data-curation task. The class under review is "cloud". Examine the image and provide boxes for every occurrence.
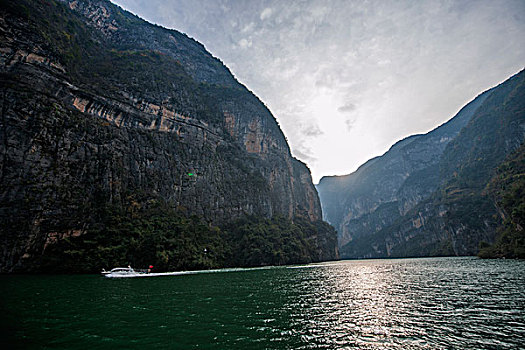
[344,118,355,132]
[238,38,252,48]
[260,8,273,21]
[338,103,357,113]
[242,22,255,33]
[301,123,324,137]
[315,78,332,89]
[293,147,317,163]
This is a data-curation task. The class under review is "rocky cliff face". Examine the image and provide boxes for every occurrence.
[0,0,333,272]
[317,69,524,258]
[317,89,491,247]
[479,143,525,259]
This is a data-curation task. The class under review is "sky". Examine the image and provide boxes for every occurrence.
[111,0,525,183]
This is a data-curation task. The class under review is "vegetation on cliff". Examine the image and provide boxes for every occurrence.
[40,196,337,273]
[479,144,525,259]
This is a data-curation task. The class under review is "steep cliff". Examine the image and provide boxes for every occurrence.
[317,69,524,258]
[317,88,491,247]
[0,0,336,272]
[479,143,525,258]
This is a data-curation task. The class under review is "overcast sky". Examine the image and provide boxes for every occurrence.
[112,0,524,183]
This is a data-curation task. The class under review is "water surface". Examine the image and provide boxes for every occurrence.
[1,257,524,349]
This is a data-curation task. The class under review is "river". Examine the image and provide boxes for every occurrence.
[1,257,524,349]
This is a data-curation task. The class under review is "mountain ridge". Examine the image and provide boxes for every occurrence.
[317,69,524,258]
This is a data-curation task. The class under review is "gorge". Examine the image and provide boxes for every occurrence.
[0,0,523,274]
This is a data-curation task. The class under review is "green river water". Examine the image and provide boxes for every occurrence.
[1,257,524,349]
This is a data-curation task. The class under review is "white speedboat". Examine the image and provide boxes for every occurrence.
[102,267,148,278]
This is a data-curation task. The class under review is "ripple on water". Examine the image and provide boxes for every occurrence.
[271,257,525,349]
[1,257,524,349]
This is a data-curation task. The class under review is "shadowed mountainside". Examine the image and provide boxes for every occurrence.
[0,0,337,272]
[318,69,524,259]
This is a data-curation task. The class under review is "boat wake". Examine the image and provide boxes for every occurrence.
[103,265,279,278]
[103,262,333,278]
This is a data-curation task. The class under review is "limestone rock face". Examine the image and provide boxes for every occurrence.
[0,0,330,272]
[317,70,525,258]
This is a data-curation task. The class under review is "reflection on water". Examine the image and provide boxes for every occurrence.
[283,258,525,349]
[1,257,524,349]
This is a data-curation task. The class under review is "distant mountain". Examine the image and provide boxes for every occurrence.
[0,0,337,272]
[317,69,524,259]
